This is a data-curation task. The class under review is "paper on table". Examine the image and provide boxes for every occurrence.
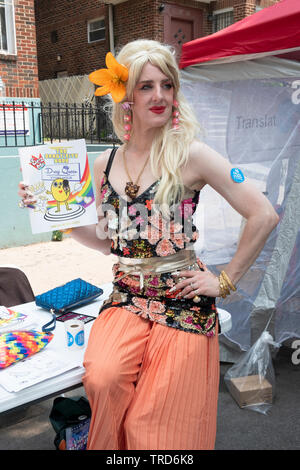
[0,306,27,330]
[0,349,80,392]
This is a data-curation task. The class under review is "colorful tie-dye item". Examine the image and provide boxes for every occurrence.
[0,330,53,368]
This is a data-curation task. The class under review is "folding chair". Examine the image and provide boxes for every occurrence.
[0,265,35,307]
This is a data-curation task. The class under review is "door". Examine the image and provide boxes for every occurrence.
[163,4,204,60]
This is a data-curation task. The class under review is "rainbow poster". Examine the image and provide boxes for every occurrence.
[19,139,98,234]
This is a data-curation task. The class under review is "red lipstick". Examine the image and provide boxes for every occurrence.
[149,106,166,114]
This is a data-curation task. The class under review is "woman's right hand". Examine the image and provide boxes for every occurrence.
[17,181,37,207]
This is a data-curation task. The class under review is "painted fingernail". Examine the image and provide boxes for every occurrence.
[24,198,37,204]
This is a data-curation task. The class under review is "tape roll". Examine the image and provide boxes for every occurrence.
[64,319,85,349]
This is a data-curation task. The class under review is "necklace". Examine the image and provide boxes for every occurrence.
[123,148,150,199]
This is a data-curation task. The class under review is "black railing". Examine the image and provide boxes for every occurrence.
[0,101,119,147]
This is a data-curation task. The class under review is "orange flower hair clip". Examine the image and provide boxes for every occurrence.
[89,52,128,103]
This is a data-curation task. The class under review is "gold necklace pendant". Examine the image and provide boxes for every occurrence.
[125,181,140,199]
[123,147,150,200]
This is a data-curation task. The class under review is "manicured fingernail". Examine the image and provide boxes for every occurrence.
[25,198,37,204]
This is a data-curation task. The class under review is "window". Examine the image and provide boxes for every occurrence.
[56,71,68,78]
[88,18,105,43]
[0,0,16,54]
[51,30,58,44]
[212,8,234,33]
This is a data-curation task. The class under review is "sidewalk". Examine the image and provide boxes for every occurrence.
[0,237,116,295]
[0,240,299,450]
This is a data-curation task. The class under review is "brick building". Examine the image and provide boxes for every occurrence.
[0,0,39,98]
[34,0,281,100]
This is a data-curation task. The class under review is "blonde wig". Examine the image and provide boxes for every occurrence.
[110,39,200,213]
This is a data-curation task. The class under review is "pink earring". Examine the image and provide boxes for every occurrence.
[122,101,133,141]
[172,99,180,130]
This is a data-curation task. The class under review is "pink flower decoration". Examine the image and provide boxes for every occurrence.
[179,198,195,219]
[128,297,165,318]
[135,215,144,225]
[155,239,176,257]
[129,205,137,215]
[145,288,158,297]
[150,276,159,286]
[130,286,141,294]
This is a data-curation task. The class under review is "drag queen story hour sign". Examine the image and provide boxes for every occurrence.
[19,139,98,234]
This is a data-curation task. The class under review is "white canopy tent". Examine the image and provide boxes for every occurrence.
[179,0,300,361]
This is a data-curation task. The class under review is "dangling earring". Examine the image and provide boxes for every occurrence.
[172,99,180,130]
[122,101,133,142]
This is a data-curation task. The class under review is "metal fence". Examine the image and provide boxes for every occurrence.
[0,101,119,147]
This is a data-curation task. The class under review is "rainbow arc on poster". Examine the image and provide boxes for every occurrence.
[47,154,95,209]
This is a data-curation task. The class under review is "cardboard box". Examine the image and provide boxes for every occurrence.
[228,375,272,408]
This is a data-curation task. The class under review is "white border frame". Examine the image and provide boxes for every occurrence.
[87,17,105,44]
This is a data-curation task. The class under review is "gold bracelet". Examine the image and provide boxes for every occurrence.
[220,270,236,292]
[218,271,236,299]
[218,274,230,298]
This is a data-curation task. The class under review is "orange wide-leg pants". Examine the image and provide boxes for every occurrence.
[82,306,219,450]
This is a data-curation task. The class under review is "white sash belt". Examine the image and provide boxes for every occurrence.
[116,246,197,290]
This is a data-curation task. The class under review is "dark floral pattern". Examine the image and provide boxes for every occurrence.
[100,172,200,258]
[98,171,218,337]
[100,259,217,336]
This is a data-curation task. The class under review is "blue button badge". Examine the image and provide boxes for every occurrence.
[231,168,245,183]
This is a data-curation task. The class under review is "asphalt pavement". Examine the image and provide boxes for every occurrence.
[0,345,299,451]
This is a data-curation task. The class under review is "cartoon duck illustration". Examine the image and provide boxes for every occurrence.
[47,178,72,212]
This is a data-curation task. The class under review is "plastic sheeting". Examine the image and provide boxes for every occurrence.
[181,58,300,361]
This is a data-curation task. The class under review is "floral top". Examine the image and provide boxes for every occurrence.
[98,148,218,337]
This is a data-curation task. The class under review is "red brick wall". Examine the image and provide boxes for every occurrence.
[113,0,211,56]
[35,0,109,80]
[212,0,280,11]
[211,0,281,22]
[0,0,39,98]
[34,0,282,80]
[113,0,159,50]
[35,0,210,78]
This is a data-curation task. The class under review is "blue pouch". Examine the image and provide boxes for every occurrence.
[35,278,103,313]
